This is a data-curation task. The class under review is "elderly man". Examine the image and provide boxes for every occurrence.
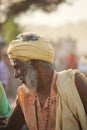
[0,32,87,130]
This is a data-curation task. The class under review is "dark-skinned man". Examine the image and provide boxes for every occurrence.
[0,32,87,130]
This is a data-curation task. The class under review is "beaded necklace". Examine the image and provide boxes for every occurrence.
[35,71,56,130]
[44,95,51,130]
[35,92,51,130]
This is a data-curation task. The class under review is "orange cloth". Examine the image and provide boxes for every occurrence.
[17,72,57,130]
[17,69,87,130]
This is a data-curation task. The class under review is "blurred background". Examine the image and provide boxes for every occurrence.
[0,0,87,102]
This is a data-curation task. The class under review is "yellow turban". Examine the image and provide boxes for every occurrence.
[7,37,55,64]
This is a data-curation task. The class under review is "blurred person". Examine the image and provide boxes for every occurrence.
[0,32,87,130]
[66,53,77,69]
[0,82,12,126]
[0,36,10,91]
[77,55,87,77]
[0,81,27,130]
[2,45,11,68]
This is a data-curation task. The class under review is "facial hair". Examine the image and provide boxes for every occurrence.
[24,62,38,93]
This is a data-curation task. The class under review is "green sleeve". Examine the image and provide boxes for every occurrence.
[0,82,12,117]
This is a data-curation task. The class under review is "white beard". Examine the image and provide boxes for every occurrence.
[24,63,38,93]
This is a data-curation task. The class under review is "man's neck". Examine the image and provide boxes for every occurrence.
[37,68,54,106]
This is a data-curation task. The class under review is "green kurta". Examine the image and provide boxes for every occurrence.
[0,82,12,117]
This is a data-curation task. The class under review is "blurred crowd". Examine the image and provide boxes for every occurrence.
[53,38,87,78]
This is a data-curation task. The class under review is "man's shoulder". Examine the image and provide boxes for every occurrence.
[57,69,80,80]
[57,69,80,75]
[56,69,81,90]
[17,86,32,109]
[56,69,80,102]
[17,85,30,95]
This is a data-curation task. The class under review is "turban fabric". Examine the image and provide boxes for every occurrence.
[7,37,55,64]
